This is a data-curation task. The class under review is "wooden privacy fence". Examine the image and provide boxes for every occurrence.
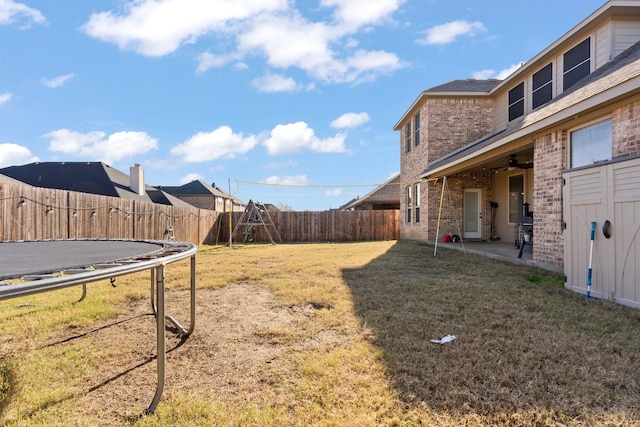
[0,182,399,244]
[0,183,219,244]
[219,209,400,243]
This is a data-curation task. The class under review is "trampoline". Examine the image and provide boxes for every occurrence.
[0,239,197,413]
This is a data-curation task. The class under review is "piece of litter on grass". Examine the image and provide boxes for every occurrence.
[430,334,456,344]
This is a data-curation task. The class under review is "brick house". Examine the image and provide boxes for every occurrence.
[342,173,400,211]
[160,180,246,213]
[395,0,640,308]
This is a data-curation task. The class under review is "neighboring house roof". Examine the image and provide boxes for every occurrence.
[423,39,640,177]
[0,162,192,207]
[343,173,400,210]
[263,203,280,212]
[160,180,245,206]
[161,180,226,197]
[334,198,358,211]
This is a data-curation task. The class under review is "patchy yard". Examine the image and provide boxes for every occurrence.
[1,240,639,426]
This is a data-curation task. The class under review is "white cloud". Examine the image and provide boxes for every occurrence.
[321,0,403,30]
[263,174,308,186]
[472,63,523,80]
[196,52,240,74]
[179,173,205,185]
[325,188,341,196]
[0,92,12,104]
[170,126,258,162]
[83,0,287,57]
[471,69,495,80]
[0,143,39,167]
[83,0,405,85]
[239,13,403,84]
[416,20,486,45]
[251,73,299,93]
[331,112,370,128]
[263,121,346,155]
[495,63,524,80]
[0,0,45,27]
[41,73,75,88]
[45,129,158,164]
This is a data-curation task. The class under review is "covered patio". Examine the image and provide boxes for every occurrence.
[435,239,562,273]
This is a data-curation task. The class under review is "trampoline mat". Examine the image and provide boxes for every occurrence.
[0,240,164,280]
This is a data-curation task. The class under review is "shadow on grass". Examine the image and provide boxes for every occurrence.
[1,312,190,421]
[0,360,16,419]
[342,240,640,421]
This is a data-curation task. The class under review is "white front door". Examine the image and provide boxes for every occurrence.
[463,189,483,239]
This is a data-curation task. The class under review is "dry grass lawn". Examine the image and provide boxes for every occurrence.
[1,240,639,426]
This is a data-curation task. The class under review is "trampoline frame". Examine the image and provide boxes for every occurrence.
[0,239,197,413]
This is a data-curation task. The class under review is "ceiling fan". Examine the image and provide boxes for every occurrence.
[506,154,533,170]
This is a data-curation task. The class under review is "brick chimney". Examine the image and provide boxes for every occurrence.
[130,164,144,195]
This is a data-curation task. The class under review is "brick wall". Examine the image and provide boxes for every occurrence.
[423,172,495,241]
[400,96,494,241]
[613,101,640,158]
[400,103,429,240]
[533,131,566,267]
[426,97,494,160]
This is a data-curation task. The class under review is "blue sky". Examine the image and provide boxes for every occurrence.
[0,0,605,210]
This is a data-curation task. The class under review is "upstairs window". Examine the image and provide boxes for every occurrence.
[563,38,590,91]
[570,118,612,168]
[508,82,525,122]
[532,63,553,109]
[405,122,412,152]
[414,112,421,147]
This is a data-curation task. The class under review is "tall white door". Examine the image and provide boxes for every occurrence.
[463,189,483,239]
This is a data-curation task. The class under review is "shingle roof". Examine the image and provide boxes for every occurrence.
[425,79,502,93]
[343,173,400,209]
[161,180,226,197]
[394,79,502,130]
[160,179,244,205]
[0,162,192,207]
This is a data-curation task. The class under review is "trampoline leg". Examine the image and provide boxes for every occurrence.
[146,264,166,414]
[150,269,157,314]
[149,257,195,337]
[186,255,196,336]
[77,284,87,302]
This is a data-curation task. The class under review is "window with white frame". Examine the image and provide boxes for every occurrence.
[414,183,420,223]
[406,186,412,223]
[414,112,420,147]
[405,122,412,153]
[570,118,612,168]
[563,38,590,91]
[508,82,525,122]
